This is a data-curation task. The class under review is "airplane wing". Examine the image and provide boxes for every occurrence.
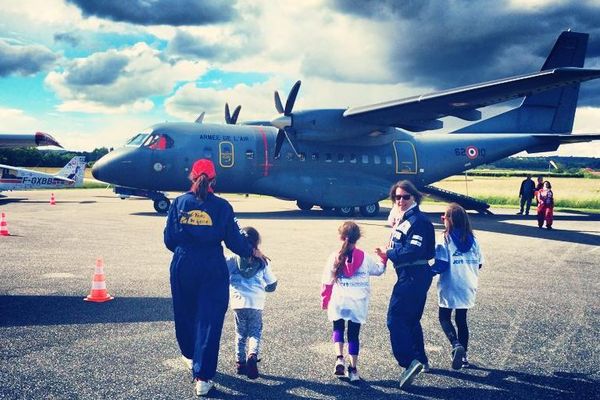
[532,133,600,143]
[0,132,62,148]
[343,68,600,132]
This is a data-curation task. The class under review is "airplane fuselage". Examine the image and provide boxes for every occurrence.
[92,122,545,208]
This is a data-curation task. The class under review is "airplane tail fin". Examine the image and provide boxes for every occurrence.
[56,156,87,186]
[455,31,588,134]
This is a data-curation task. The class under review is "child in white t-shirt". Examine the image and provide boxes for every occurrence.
[226,227,277,380]
[435,203,484,370]
[321,221,386,382]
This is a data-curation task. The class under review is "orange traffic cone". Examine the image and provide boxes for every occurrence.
[84,258,114,302]
[50,193,56,206]
[0,212,9,236]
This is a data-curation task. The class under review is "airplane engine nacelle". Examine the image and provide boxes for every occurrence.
[292,109,383,142]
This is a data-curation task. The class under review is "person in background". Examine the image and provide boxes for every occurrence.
[435,203,484,370]
[517,174,536,215]
[536,180,554,230]
[226,226,277,380]
[321,221,386,382]
[376,180,435,390]
[164,159,264,397]
[534,175,544,205]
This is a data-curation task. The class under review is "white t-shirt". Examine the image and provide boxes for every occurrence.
[226,255,277,310]
[321,250,386,324]
[436,235,484,309]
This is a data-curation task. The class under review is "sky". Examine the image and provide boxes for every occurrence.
[0,0,599,157]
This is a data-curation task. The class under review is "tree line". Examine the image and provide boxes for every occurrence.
[0,148,109,167]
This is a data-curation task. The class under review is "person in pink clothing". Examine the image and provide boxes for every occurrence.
[536,180,554,229]
[321,221,387,382]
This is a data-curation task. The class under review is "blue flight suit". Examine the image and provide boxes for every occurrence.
[385,205,435,368]
[164,192,252,380]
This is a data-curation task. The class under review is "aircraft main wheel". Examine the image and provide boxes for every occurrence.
[154,197,171,214]
[359,203,380,217]
[336,206,355,217]
[297,201,313,211]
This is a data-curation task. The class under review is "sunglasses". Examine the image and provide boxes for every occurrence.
[394,194,412,201]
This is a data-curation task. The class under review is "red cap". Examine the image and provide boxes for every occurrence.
[190,159,216,180]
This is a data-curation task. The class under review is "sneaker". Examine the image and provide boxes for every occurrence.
[334,356,345,376]
[246,354,259,380]
[194,380,214,396]
[346,366,360,382]
[181,355,192,370]
[461,356,470,368]
[451,345,465,370]
[399,359,423,389]
[422,362,431,373]
[236,361,247,375]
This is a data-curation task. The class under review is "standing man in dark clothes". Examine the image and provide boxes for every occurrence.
[517,174,536,215]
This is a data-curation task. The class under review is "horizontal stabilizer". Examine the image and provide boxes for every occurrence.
[421,185,492,214]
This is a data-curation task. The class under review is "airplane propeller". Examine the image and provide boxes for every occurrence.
[225,103,241,125]
[272,80,301,159]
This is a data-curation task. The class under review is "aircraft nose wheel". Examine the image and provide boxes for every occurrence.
[296,201,313,211]
[335,206,356,217]
[153,197,171,214]
[359,203,380,217]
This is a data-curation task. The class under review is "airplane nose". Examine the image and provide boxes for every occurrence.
[91,155,107,181]
[92,150,128,184]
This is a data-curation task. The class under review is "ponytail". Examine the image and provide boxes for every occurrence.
[332,221,361,280]
[190,174,210,201]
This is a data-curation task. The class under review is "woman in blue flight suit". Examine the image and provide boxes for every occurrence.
[164,159,261,396]
[377,180,435,389]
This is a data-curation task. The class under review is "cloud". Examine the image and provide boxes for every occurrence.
[65,51,129,85]
[66,0,238,26]
[54,31,81,47]
[167,30,237,61]
[45,42,208,113]
[0,40,58,77]
[329,0,600,90]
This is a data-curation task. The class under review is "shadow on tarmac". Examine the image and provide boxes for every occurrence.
[0,295,173,327]
[208,367,596,400]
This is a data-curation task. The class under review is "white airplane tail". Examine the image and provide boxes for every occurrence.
[56,156,87,186]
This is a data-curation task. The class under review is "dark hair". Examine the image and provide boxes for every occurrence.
[389,180,422,204]
[543,180,552,189]
[443,203,473,246]
[189,174,215,201]
[242,226,261,249]
[333,221,361,279]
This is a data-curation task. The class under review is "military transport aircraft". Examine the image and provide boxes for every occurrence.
[0,132,62,148]
[92,31,600,216]
[0,156,86,192]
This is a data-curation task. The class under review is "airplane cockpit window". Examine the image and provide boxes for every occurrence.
[311,153,319,161]
[374,155,381,164]
[2,168,18,179]
[362,155,369,164]
[126,133,149,147]
[337,154,345,163]
[350,154,357,164]
[144,133,173,150]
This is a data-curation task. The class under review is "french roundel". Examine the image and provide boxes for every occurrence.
[466,145,479,159]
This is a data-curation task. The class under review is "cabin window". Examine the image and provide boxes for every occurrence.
[311,153,319,161]
[350,154,357,164]
[203,147,213,158]
[385,155,392,165]
[245,150,254,159]
[337,153,345,163]
[374,155,381,164]
[325,153,332,163]
[362,155,369,164]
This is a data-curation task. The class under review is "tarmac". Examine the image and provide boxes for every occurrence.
[0,188,598,399]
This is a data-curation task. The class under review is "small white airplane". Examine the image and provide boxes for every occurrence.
[0,132,62,148]
[0,156,86,192]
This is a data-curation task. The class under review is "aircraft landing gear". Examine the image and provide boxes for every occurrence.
[153,196,171,214]
[297,201,313,211]
[359,203,380,217]
[335,206,355,217]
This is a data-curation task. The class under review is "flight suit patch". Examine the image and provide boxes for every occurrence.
[180,210,213,226]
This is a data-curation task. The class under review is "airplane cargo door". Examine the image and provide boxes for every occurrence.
[393,140,417,174]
